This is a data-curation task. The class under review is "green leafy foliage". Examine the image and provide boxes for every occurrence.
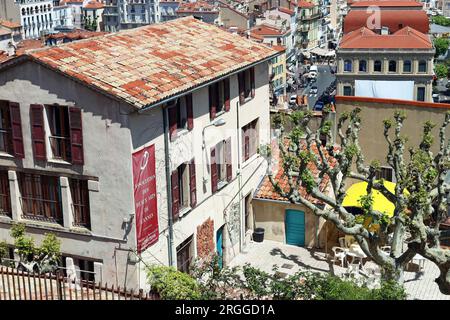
[435,63,449,78]
[434,38,450,58]
[0,241,8,261]
[432,15,450,26]
[146,265,201,300]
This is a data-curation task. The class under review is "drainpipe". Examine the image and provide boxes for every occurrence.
[236,101,243,252]
[162,107,174,267]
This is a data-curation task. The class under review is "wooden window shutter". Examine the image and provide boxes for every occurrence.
[210,147,218,194]
[8,102,24,158]
[238,72,245,105]
[225,137,232,182]
[30,104,46,161]
[250,67,256,98]
[189,158,197,208]
[171,169,180,221]
[168,105,177,141]
[69,107,84,165]
[209,84,217,120]
[224,78,230,112]
[186,94,194,131]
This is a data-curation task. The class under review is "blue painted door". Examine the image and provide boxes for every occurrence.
[285,209,305,246]
[216,227,223,269]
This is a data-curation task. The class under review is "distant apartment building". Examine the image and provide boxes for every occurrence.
[159,0,179,22]
[176,1,219,24]
[336,27,434,101]
[0,20,23,43]
[81,0,105,31]
[0,0,54,39]
[0,17,278,289]
[52,0,75,30]
[217,1,252,30]
[103,0,160,32]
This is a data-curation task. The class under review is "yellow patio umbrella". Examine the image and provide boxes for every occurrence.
[342,181,407,217]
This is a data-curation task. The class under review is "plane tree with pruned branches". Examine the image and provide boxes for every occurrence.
[267,107,450,295]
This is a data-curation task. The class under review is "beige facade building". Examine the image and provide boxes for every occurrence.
[336,27,435,102]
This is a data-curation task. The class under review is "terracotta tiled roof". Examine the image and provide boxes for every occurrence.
[343,9,429,34]
[250,25,288,37]
[350,0,423,7]
[25,17,278,109]
[46,30,106,40]
[0,29,11,36]
[279,7,295,16]
[83,0,105,9]
[255,140,336,203]
[271,45,286,52]
[339,26,432,49]
[297,0,315,8]
[177,1,218,13]
[0,20,22,29]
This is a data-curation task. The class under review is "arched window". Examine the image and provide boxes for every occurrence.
[22,8,26,15]
[418,60,427,73]
[388,60,397,72]
[374,60,382,72]
[403,60,412,72]
[35,6,39,13]
[344,59,352,72]
[359,60,367,72]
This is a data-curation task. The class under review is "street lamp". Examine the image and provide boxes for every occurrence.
[202,118,226,149]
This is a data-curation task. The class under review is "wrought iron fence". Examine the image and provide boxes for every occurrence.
[0,266,159,300]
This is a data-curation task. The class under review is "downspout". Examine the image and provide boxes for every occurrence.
[162,107,174,266]
[236,101,243,252]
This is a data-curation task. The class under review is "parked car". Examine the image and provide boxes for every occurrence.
[314,101,325,111]
[310,86,318,94]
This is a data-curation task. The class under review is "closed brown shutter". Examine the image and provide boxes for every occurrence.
[186,94,194,130]
[224,78,230,112]
[69,107,84,165]
[168,105,177,141]
[250,67,255,98]
[8,102,24,158]
[238,72,245,105]
[210,147,218,194]
[171,169,180,221]
[209,84,217,120]
[189,158,197,208]
[30,104,46,161]
[225,137,232,182]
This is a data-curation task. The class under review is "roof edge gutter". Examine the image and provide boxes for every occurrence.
[138,52,282,113]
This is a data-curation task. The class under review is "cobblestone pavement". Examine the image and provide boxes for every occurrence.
[229,240,450,300]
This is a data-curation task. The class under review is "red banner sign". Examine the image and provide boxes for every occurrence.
[133,144,158,253]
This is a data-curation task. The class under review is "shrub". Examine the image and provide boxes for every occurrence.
[0,241,8,262]
[146,265,201,300]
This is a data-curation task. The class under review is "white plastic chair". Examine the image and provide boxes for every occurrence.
[331,246,347,267]
[338,237,346,248]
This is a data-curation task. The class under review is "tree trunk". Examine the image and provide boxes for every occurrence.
[436,263,450,295]
[381,264,405,284]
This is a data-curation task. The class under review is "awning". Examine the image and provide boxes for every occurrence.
[310,47,335,57]
[342,181,409,217]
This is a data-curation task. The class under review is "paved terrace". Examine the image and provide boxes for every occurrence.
[229,240,450,300]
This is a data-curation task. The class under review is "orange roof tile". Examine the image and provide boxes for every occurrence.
[250,25,288,37]
[25,17,278,109]
[339,26,432,49]
[278,7,295,16]
[0,20,22,29]
[83,0,105,9]
[177,1,218,13]
[350,0,423,7]
[255,141,336,203]
[271,45,286,52]
[297,0,315,8]
[343,9,429,34]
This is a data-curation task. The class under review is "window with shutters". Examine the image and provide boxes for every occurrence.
[210,138,232,193]
[172,158,197,220]
[168,94,193,141]
[238,68,255,105]
[70,178,90,229]
[241,118,259,162]
[0,101,13,155]
[18,172,62,224]
[0,170,11,217]
[176,235,194,273]
[46,105,71,162]
[209,78,230,120]
[0,100,23,158]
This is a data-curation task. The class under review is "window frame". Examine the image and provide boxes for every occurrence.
[358,60,367,72]
[0,170,11,217]
[46,104,72,162]
[343,59,352,72]
[418,60,427,73]
[388,60,397,73]
[403,60,412,73]
[70,178,91,229]
[176,235,194,274]
[0,101,13,155]
[343,86,352,96]
[417,87,426,102]
[373,60,382,72]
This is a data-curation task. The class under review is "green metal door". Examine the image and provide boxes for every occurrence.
[285,209,305,246]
